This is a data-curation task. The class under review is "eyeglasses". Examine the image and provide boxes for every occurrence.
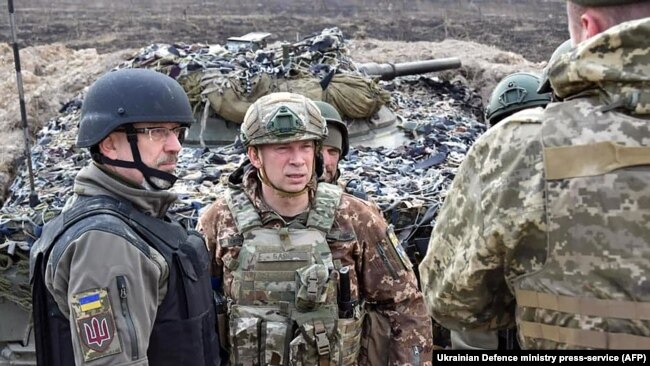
[119,126,190,144]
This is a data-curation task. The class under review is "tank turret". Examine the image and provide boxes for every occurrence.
[183,52,463,149]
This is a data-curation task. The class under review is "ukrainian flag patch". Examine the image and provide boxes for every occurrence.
[79,292,102,311]
[387,225,413,270]
[71,288,121,361]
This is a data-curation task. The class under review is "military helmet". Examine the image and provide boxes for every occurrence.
[314,101,349,158]
[538,39,573,94]
[485,72,551,126]
[77,68,194,148]
[241,92,327,146]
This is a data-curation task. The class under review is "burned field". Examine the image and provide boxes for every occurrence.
[1,0,567,63]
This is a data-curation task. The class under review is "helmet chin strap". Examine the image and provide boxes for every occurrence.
[332,168,341,183]
[94,125,178,190]
[256,152,313,198]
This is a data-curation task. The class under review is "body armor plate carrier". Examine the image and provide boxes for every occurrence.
[30,195,220,366]
[224,183,363,365]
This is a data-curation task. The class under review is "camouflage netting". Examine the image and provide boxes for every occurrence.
[0,251,31,312]
[120,27,390,129]
[0,28,486,315]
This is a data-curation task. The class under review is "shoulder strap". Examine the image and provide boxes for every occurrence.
[307,183,343,233]
[225,188,263,234]
[47,195,187,267]
[30,195,146,280]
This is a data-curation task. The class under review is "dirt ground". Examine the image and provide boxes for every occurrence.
[0,0,569,203]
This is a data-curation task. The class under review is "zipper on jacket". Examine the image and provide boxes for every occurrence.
[412,345,421,365]
[117,275,139,360]
[376,243,399,280]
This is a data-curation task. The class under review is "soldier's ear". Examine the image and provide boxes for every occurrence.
[581,9,605,41]
[98,133,119,159]
[248,146,262,169]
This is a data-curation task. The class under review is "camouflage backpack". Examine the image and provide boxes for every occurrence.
[224,183,364,365]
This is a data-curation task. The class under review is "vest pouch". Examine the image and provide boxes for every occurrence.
[334,312,365,366]
[290,308,337,366]
[222,254,239,272]
[229,305,292,365]
[295,264,330,312]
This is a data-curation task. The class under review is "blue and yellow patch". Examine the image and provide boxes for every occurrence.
[387,225,413,270]
[71,288,121,361]
[79,292,102,311]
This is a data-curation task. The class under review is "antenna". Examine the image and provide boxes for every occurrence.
[7,0,39,207]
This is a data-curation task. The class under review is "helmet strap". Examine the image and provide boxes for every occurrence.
[315,151,324,179]
[333,168,341,183]
[96,125,178,190]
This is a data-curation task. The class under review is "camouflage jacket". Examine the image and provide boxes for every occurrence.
[199,166,433,365]
[419,18,650,343]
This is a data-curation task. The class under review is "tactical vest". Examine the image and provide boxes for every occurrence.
[513,99,650,349]
[223,183,363,366]
[30,195,220,366]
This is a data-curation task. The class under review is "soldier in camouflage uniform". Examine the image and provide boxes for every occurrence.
[314,101,349,185]
[314,101,372,202]
[199,92,433,365]
[419,0,650,350]
[456,72,552,350]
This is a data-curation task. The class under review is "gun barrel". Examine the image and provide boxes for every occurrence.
[358,57,462,81]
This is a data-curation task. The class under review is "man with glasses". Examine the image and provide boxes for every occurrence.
[30,68,221,365]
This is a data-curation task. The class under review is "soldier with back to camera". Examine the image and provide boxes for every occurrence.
[419,0,650,349]
[451,71,552,350]
[30,68,221,365]
[199,92,433,365]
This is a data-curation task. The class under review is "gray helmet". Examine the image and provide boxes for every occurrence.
[538,39,573,94]
[77,68,194,148]
[314,101,349,158]
[485,72,551,126]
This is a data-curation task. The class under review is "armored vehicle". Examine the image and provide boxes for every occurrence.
[185,57,461,149]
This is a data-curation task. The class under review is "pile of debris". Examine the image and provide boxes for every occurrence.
[0,28,486,316]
